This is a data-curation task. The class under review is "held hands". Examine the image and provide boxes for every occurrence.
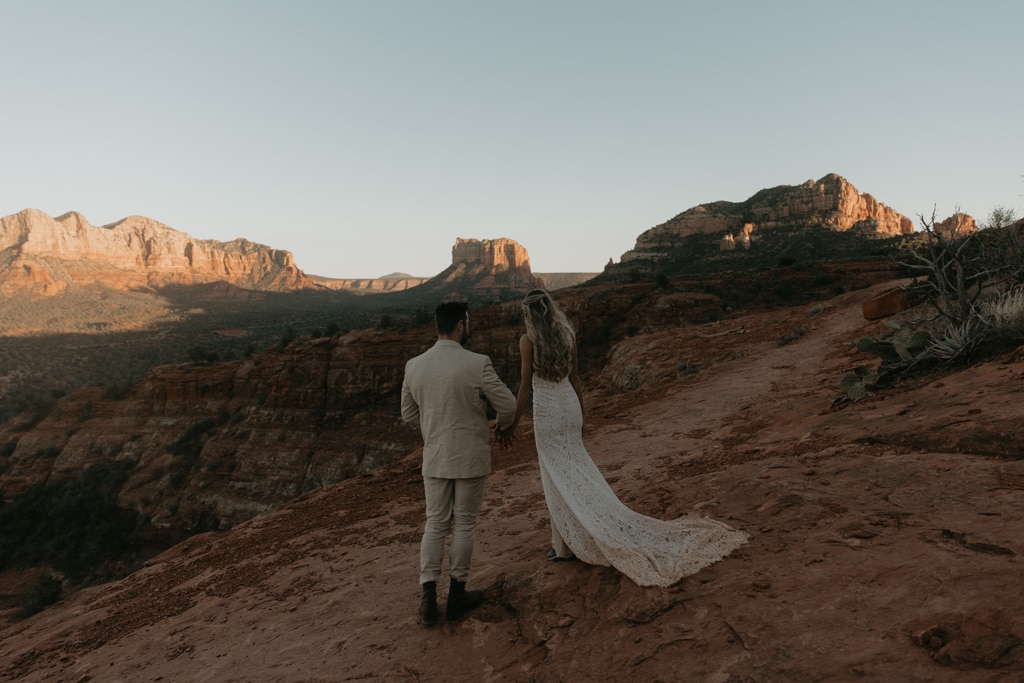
[493,422,517,450]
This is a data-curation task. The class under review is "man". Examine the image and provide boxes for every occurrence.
[401,301,516,626]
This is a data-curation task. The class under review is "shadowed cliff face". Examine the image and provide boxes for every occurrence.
[0,209,319,296]
[0,328,428,537]
[2,271,1023,682]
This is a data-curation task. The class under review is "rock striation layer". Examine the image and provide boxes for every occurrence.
[451,237,531,272]
[394,237,545,299]
[0,328,431,535]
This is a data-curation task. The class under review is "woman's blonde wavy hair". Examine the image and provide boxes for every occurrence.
[522,289,575,381]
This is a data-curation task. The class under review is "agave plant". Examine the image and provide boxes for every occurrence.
[928,318,984,362]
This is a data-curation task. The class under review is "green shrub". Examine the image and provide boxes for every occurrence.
[778,327,806,346]
[16,573,63,618]
[0,462,142,583]
[981,286,1024,339]
[187,346,220,365]
[840,215,1024,402]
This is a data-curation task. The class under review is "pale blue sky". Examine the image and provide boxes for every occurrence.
[2,1,1021,278]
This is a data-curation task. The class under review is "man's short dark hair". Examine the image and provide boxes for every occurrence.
[435,301,469,335]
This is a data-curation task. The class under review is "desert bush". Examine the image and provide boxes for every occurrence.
[676,361,699,375]
[983,206,1019,230]
[980,286,1024,339]
[0,462,142,584]
[904,210,1024,326]
[841,212,1024,401]
[102,379,134,401]
[187,346,221,365]
[778,327,806,346]
[278,326,297,349]
[927,319,982,362]
[16,573,63,618]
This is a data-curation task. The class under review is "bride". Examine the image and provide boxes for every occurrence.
[500,289,747,587]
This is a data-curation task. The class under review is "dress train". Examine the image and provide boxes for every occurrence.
[532,376,747,587]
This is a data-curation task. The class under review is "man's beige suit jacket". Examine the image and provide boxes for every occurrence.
[401,339,516,479]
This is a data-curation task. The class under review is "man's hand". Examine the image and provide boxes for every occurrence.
[494,424,517,450]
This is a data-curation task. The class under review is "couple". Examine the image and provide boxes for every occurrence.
[401,291,747,627]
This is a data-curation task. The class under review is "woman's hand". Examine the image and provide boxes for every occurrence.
[495,424,517,450]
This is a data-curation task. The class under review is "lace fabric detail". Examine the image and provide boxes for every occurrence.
[532,376,748,586]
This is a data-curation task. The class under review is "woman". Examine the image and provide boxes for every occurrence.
[503,289,747,587]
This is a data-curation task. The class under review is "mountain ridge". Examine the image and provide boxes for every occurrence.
[612,173,920,271]
[0,209,319,297]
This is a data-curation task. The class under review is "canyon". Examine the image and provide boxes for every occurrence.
[1,272,1022,681]
[0,175,1020,680]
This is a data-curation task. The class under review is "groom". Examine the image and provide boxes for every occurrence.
[401,301,516,626]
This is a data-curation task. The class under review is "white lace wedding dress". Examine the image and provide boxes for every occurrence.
[533,376,748,587]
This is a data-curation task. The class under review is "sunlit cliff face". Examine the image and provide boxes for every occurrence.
[0,209,314,296]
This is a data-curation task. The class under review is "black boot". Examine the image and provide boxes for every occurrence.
[419,581,438,626]
[445,577,483,621]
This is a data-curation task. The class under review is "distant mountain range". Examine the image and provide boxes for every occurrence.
[0,172,992,624]
[0,209,598,304]
[2,172,972,305]
[2,172,984,336]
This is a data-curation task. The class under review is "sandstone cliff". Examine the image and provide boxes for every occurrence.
[451,237,531,271]
[619,173,915,264]
[933,212,979,238]
[0,328,428,535]
[0,209,320,296]
[309,239,552,296]
[400,237,545,300]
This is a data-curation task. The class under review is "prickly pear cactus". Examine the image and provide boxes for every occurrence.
[843,323,933,401]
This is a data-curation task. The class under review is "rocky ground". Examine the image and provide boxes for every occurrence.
[1,280,1022,682]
